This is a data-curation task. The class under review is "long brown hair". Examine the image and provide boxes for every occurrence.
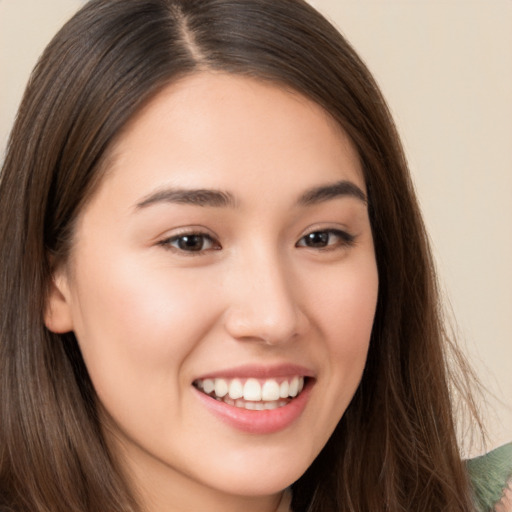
[0,1,480,510]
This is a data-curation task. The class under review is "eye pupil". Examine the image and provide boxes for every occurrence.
[305,231,329,247]
[178,235,204,251]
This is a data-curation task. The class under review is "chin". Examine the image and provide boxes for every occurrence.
[197,447,316,497]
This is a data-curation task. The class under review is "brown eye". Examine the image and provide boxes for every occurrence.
[177,235,208,251]
[162,233,220,253]
[302,231,330,248]
[297,229,354,249]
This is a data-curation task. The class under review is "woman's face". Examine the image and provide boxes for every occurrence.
[46,73,378,510]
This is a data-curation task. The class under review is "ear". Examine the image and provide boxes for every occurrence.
[44,270,74,333]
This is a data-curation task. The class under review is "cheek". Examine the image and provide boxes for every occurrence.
[314,256,378,352]
[68,256,221,406]
[306,254,378,408]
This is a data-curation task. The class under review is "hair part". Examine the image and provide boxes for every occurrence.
[0,1,482,511]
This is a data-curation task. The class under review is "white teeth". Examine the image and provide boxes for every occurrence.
[214,378,228,398]
[261,379,280,401]
[228,379,243,399]
[243,378,262,401]
[203,379,215,394]
[279,380,289,398]
[289,376,299,397]
[218,396,289,411]
[196,376,306,404]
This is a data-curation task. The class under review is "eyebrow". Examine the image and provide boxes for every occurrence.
[136,188,237,209]
[135,179,367,211]
[297,180,367,206]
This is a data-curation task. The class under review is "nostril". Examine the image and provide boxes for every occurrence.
[223,304,302,346]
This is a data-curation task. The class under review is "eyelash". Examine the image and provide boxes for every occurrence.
[158,228,355,255]
[158,231,220,255]
[296,229,355,251]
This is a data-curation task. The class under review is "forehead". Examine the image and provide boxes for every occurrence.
[94,72,365,207]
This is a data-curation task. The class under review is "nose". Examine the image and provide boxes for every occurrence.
[223,249,305,346]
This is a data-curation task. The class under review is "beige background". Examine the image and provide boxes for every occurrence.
[1,0,510,453]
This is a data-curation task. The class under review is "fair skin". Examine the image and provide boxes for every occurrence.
[45,73,379,512]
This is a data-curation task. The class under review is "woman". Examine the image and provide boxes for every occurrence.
[0,1,509,511]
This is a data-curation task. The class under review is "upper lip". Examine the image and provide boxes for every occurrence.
[193,363,315,381]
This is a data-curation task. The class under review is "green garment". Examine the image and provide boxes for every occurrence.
[467,443,512,512]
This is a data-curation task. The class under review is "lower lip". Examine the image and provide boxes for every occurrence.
[194,381,313,434]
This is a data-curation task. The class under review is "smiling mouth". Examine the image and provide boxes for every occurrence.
[193,376,306,411]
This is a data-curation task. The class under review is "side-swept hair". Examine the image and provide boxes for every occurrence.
[0,1,480,510]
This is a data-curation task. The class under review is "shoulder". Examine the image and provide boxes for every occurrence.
[467,443,512,512]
